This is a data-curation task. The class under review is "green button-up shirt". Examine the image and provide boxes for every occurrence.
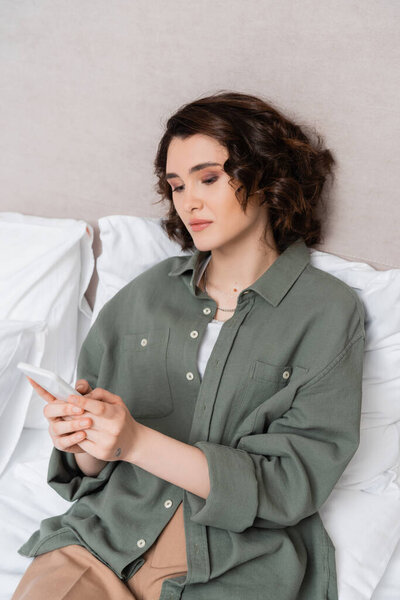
[18,237,366,600]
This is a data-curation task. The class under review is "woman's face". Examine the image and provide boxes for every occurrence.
[166,133,270,252]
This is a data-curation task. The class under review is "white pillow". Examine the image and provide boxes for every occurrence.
[0,212,95,429]
[319,488,400,600]
[371,535,400,600]
[0,320,47,476]
[92,215,191,323]
[309,249,400,497]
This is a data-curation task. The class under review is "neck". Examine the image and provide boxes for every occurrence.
[203,242,279,294]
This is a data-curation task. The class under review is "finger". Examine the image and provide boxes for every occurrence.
[66,395,104,416]
[87,388,123,405]
[63,427,109,453]
[57,429,87,451]
[64,412,112,437]
[74,424,106,443]
[74,436,96,453]
[44,401,84,420]
[52,414,93,437]
[67,444,87,453]
[66,389,119,416]
[75,430,117,457]
[26,376,57,403]
[63,411,92,422]
[75,379,93,393]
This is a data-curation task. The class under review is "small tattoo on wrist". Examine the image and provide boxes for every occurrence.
[115,447,122,457]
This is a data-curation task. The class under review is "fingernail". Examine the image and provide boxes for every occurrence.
[76,384,84,391]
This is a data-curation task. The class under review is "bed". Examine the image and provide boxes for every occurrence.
[1,3,399,598]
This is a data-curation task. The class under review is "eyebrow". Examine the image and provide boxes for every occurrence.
[165,162,222,180]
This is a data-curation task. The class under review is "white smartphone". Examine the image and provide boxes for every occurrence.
[17,362,83,401]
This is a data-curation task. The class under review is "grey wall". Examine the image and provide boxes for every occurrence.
[1,0,399,295]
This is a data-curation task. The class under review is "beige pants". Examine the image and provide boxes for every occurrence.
[12,502,187,600]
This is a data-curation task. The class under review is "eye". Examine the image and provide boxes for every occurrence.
[172,176,218,194]
[203,176,218,185]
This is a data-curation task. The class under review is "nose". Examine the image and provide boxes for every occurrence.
[180,185,204,214]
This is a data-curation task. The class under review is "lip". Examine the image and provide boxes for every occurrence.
[190,221,212,231]
[189,220,213,225]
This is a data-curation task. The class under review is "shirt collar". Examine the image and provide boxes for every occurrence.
[168,236,310,307]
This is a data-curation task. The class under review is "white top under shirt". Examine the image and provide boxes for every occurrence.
[195,254,224,380]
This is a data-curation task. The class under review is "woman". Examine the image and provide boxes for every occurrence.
[13,91,365,600]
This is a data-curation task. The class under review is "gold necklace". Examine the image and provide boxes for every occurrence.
[203,265,238,313]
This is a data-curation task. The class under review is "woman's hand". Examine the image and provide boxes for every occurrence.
[26,376,94,454]
[65,388,141,462]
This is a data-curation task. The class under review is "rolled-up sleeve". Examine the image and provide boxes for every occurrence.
[187,330,365,532]
[47,314,118,501]
[47,448,117,501]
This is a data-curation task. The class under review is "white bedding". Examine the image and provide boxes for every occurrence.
[0,428,72,600]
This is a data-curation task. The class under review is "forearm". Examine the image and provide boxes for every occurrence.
[75,452,107,477]
[127,423,211,499]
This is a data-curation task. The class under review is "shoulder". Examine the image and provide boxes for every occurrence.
[126,255,180,285]
[297,262,366,338]
[94,255,184,322]
[303,262,363,307]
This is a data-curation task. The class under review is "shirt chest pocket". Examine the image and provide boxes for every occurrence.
[238,359,309,415]
[117,327,174,419]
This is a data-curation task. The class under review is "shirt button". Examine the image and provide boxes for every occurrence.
[203,307,211,315]
[164,499,173,509]
[282,370,291,380]
[140,338,147,347]
[190,330,199,338]
[137,539,146,548]
[186,372,194,381]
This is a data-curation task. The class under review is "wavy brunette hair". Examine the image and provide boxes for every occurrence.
[153,90,335,254]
